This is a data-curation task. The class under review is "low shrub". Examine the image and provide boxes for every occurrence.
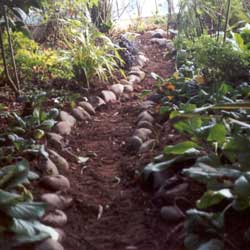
[2,32,73,81]
[191,36,250,82]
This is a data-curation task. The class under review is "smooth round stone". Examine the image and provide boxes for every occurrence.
[139,139,156,153]
[128,70,146,81]
[160,206,185,222]
[59,111,76,127]
[40,175,70,191]
[40,158,59,176]
[55,228,66,243]
[124,85,134,93]
[128,75,141,85]
[110,84,124,96]
[137,120,153,129]
[41,193,73,210]
[127,136,143,152]
[101,90,117,103]
[72,107,91,121]
[55,121,71,136]
[134,128,152,142]
[139,101,155,111]
[129,66,142,71]
[42,210,68,227]
[48,149,69,172]
[47,133,64,150]
[35,239,64,250]
[137,111,154,123]
[120,79,132,85]
[89,96,106,109]
[78,101,95,115]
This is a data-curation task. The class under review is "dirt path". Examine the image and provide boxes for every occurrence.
[63,33,176,250]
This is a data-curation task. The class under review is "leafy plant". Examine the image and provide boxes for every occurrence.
[0,160,57,248]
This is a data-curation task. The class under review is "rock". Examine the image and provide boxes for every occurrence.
[78,101,95,115]
[160,206,185,222]
[89,96,106,110]
[134,128,152,142]
[147,29,168,38]
[127,136,143,152]
[151,38,168,47]
[139,139,156,153]
[124,85,134,93]
[47,133,64,150]
[136,54,149,68]
[55,228,66,243]
[152,32,164,38]
[55,121,71,136]
[41,193,73,210]
[128,75,141,85]
[72,107,91,121]
[137,111,154,123]
[137,120,153,129]
[110,84,124,97]
[40,175,70,191]
[42,210,68,227]
[48,149,69,172]
[59,111,76,127]
[120,79,132,85]
[130,66,142,71]
[139,101,155,111]
[128,70,146,81]
[35,239,64,250]
[40,158,59,176]
[162,183,189,203]
[101,90,117,103]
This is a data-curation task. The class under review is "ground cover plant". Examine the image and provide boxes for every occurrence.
[142,21,250,250]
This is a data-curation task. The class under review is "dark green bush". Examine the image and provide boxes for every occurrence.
[192,36,250,82]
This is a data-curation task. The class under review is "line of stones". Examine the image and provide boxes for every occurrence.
[33,51,150,250]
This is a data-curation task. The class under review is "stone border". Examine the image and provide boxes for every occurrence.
[33,49,150,250]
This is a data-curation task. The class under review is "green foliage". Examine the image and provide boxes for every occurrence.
[65,22,123,87]
[192,35,250,82]
[143,28,250,248]
[0,31,73,81]
[0,160,57,248]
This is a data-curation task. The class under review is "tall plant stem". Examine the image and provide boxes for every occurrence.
[2,4,20,91]
[0,27,19,95]
[223,0,231,43]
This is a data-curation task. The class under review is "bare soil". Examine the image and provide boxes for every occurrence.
[62,33,180,250]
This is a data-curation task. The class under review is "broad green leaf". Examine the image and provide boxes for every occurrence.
[207,124,227,143]
[12,232,49,247]
[10,219,59,240]
[5,202,46,220]
[197,189,233,209]
[48,108,59,119]
[40,119,56,129]
[0,160,29,189]
[0,190,21,206]
[164,141,199,156]
[183,163,242,184]
[13,113,26,128]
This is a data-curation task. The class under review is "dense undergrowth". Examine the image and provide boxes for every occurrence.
[143,22,250,250]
